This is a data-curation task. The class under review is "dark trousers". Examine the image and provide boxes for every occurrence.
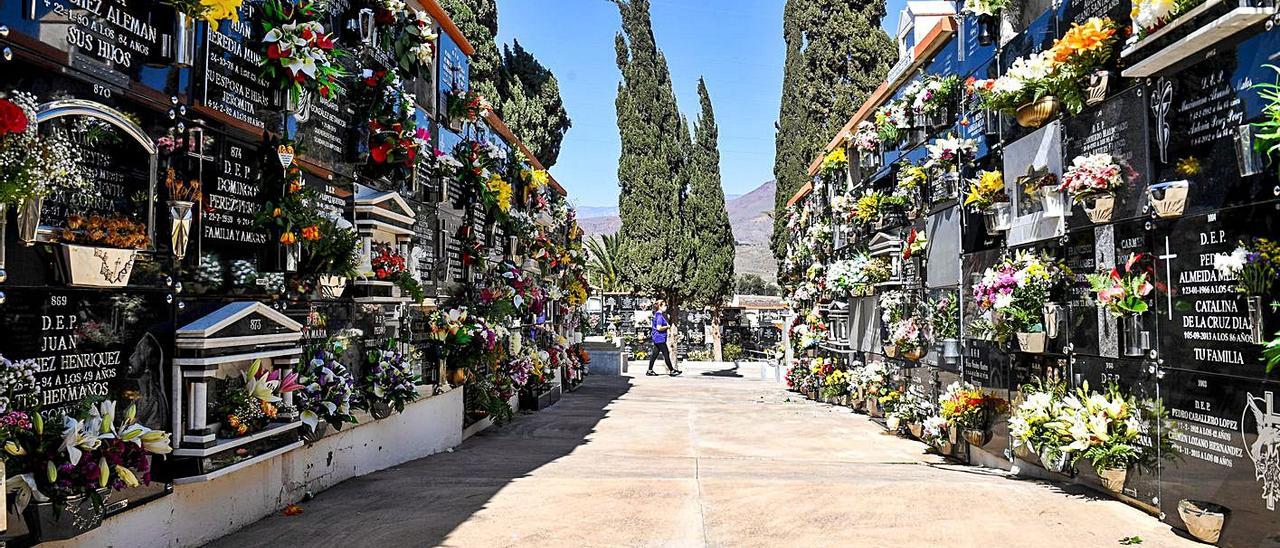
[647,341,674,372]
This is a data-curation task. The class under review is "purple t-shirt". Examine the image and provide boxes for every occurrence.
[652,312,669,344]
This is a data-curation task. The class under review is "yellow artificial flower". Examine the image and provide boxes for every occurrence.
[201,0,243,31]
[822,147,848,173]
[487,175,513,213]
[531,169,550,189]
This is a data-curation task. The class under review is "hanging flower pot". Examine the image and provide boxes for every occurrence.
[976,13,998,46]
[1085,69,1113,107]
[1043,303,1061,340]
[908,421,923,439]
[317,275,349,299]
[1177,500,1230,544]
[370,400,394,420]
[58,244,138,288]
[866,397,882,417]
[941,338,962,364]
[936,439,954,454]
[300,422,329,444]
[1040,448,1074,475]
[1015,96,1060,128]
[886,415,902,431]
[883,344,898,358]
[963,428,993,447]
[947,425,958,445]
[26,488,108,541]
[983,202,1013,235]
[1248,295,1266,345]
[1082,194,1115,223]
[1147,181,1189,218]
[1039,187,1067,218]
[1121,314,1148,357]
[903,346,927,361]
[168,200,195,260]
[1097,466,1128,493]
[1016,331,1047,353]
[16,195,42,245]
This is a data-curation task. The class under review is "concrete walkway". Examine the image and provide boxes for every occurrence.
[208,361,1197,547]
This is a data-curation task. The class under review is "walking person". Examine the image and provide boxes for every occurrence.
[646,300,681,377]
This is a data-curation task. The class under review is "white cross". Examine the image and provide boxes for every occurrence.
[1159,236,1177,321]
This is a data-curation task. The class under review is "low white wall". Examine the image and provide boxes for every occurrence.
[47,387,464,548]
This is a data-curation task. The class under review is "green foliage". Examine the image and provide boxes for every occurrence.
[771,0,898,262]
[1263,331,1280,373]
[685,78,736,307]
[613,0,692,299]
[499,40,573,167]
[736,274,780,296]
[722,342,744,361]
[439,0,501,102]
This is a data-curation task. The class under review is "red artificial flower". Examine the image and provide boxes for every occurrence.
[0,99,28,136]
[402,139,417,163]
[315,34,334,50]
[371,142,392,164]
[300,27,314,41]
[266,43,284,61]
[319,86,330,98]
[391,123,402,133]
[293,72,308,83]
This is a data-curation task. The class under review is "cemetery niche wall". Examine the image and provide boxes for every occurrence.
[0,0,590,544]
[780,0,1280,544]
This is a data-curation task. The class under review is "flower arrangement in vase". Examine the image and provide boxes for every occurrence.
[1213,240,1280,345]
[53,214,150,288]
[1008,379,1074,472]
[964,169,1012,234]
[363,341,419,418]
[961,0,1011,45]
[931,292,962,363]
[971,250,1071,352]
[890,316,930,361]
[393,9,438,79]
[1056,382,1171,493]
[162,0,245,31]
[874,100,909,145]
[215,359,302,438]
[1060,153,1125,223]
[820,146,848,177]
[852,121,882,169]
[1086,253,1154,356]
[297,338,358,439]
[259,0,346,107]
[446,88,493,129]
[967,18,1118,125]
[259,156,360,295]
[910,74,960,129]
[940,381,1007,446]
[0,92,94,245]
[371,244,425,302]
[164,168,202,260]
[359,69,425,183]
[926,134,976,198]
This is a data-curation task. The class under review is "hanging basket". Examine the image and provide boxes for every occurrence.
[1016,331,1047,354]
[1015,96,1060,128]
[1147,181,1189,218]
[1097,466,1128,493]
[963,428,993,447]
[1177,500,1230,545]
[25,488,108,542]
[1082,194,1115,224]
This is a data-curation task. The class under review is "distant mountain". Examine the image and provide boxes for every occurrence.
[577,179,778,281]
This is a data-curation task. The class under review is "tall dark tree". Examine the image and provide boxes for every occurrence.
[686,79,736,360]
[498,40,573,167]
[770,0,897,263]
[613,0,692,360]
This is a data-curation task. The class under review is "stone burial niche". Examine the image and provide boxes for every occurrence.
[169,301,305,483]
[351,185,418,302]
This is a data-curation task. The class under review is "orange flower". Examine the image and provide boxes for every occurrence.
[1052,17,1115,62]
[280,231,297,245]
[273,207,282,218]
[288,179,304,193]
[301,225,321,241]
[283,504,304,516]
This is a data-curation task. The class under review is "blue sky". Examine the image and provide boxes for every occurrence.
[496,0,905,208]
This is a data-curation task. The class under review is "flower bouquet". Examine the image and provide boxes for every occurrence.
[930,292,962,363]
[393,9,438,79]
[0,91,94,245]
[853,361,891,416]
[363,342,420,418]
[1059,153,1124,223]
[1059,382,1149,493]
[972,250,1071,352]
[370,244,425,302]
[821,369,851,403]
[922,415,952,450]
[215,359,302,438]
[1008,379,1073,472]
[820,147,848,177]
[297,339,358,440]
[1214,239,1280,344]
[852,121,882,169]
[446,88,493,129]
[889,316,930,361]
[940,381,1007,446]
[926,134,976,199]
[359,69,423,183]
[964,170,1012,234]
[910,74,960,129]
[260,0,346,108]
[874,100,909,145]
[1086,253,1154,356]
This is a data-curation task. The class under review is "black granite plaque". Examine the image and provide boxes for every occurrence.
[202,136,270,251]
[1155,206,1280,381]
[38,111,154,236]
[1159,368,1280,546]
[1070,354,1161,505]
[199,4,273,130]
[1063,86,1152,227]
[297,88,356,172]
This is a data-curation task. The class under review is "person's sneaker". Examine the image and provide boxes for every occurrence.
[645,370,659,376]
[669,370,683,377]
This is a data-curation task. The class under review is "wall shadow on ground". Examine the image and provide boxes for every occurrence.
[203,375,633,547]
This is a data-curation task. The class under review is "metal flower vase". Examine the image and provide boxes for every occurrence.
[976,13,998,46]
[26,488,108,541]
[370,400,394,420]
[1085,69,1112,107]
[983,202,1012,235]
[283,242,301,272]
[1121,314,1148,357]
[168,200,194,260]
[1248,295,1266,344]
[300,422,329,444]
[16,195,42,245]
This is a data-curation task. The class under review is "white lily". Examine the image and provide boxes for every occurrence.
[140,430,173,454]
[59,416,102,466]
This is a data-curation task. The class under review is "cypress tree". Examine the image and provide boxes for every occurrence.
[687,78,736,360]
[770,0,897,263]
[439,0,502,102]
[498,40,573,168]
[613,0,692,364]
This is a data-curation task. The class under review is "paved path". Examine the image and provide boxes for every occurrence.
[209,361,1197,547]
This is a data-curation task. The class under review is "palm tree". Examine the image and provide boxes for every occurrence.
[586,234,625,292]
